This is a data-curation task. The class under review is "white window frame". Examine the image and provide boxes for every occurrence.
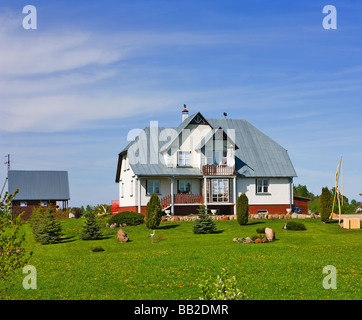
[256,179,270,194]
[147,180,160,195]
[121,183,124,198]
[209,179,229,203]
[178,180,191,194]
[20,201,27,207]
[177,151,191,166]
[41,201,47,207]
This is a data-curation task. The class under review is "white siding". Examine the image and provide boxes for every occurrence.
[237,177,292,205]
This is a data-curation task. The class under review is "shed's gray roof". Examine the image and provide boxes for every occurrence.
[8,170,70,200]
[116,115,297,179]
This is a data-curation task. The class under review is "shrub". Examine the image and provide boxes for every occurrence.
[108,211,145,226]
[193,205,217,234]
[251,234,265,241]
[256,227,266,234]
[145,193,162,229]
[91,246,105,252]
[199,268,247,300]
[236,193,249,225]
[320,187,332,222]
[30,206,62,244]
[71,207,83,218]
[81,213,103,240]
[284,221,306,231]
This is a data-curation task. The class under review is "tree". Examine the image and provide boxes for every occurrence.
[236,193,249,225]
[145,193,162,229]
[0,189,31,289]
[30,206,62,244]
[81,213,103,240]
[193,205,217,234]
[319,187,332,222]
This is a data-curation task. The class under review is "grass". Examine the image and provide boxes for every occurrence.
[1,217,361,300]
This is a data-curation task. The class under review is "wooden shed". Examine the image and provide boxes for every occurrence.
[293,195,311,215]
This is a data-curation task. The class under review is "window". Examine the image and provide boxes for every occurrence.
[20,201,27,207]
[121,183,124,198]
[130,180,134,197]
[41,201,47,207]
[178,180,191,194]
[257,179,269,194]
[147,180,160,194]
[178,151,191,166]
[210,179,229,203]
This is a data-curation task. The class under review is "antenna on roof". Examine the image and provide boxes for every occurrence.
[4,154,10,171]
[223,112,227,119]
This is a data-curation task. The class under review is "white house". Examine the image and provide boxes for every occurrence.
[115,107,297,215]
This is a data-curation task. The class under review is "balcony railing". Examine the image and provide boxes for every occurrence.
[202,164,236,176]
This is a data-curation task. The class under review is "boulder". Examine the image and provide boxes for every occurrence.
[265,228,275,242]
[254,238,262,243]
[244,237,253,243]
[253,214,260,219]
[117,229,129,243]
[291,213,298,219]
[285,213,291,219]
[297,214,306,219]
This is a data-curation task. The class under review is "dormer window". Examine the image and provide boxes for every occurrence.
[178,151,191,166]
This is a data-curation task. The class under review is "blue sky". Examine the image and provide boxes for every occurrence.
[0,0,361,207]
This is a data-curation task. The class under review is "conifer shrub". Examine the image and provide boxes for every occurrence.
[236,193,249,225]
[30,206,62,244]
[320,187,332,222]
[193,205,217,234]
[81,213,103,240]
[145,193,162,229]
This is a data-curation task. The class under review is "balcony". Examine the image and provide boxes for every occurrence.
[202,164,236,176]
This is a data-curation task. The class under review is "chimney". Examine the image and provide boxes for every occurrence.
[182,104,189,122]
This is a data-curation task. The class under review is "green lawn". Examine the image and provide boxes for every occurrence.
[1,218,361,300]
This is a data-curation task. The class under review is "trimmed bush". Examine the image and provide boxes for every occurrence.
[236,193,249,225]
[108,211,144,226]
[91,246,105,252]
[320,187,332,222]
[284,221,306,231]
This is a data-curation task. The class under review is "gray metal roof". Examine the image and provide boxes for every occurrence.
[130,165,202,177]
[8,170,70,200]
[207,119,297,178]
[117,115,297,179]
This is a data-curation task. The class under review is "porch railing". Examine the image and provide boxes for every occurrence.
[202,164,236,176]
[160,193,204,209]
